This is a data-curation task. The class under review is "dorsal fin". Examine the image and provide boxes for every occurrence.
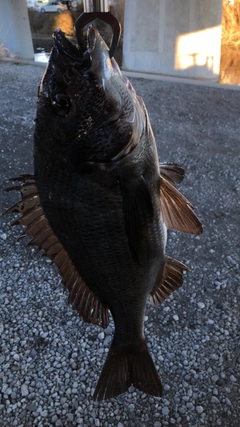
[150,256,190,307]
[160,162,185,185]
[160,176,203,235]
[4,175,109,328]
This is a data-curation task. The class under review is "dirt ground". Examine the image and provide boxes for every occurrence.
[0,61,239,426]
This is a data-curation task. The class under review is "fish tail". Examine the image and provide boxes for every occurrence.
[93,339,163,401]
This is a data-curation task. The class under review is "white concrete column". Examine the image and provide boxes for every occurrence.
[0,0,34,59]
[123,0,222,80]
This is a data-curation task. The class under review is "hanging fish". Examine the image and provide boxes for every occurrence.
[4,26,203,401]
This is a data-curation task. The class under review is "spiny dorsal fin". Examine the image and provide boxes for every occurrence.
[4,175,109,328]
[160,176,203,235]
[150,256,190,307]
[160,162,185,185]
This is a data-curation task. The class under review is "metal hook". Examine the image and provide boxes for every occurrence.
[75,2,121,58]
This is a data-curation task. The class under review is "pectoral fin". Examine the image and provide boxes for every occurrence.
[160,162,185,184]
[160,176,203,235]
[4,176,109,328]
[119,175,154,263]
[150,256,190,307]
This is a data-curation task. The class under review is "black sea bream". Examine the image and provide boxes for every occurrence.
[5,26,203,401]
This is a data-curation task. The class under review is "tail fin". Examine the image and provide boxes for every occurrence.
[93,339,163,401]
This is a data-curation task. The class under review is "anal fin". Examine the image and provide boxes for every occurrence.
[150,256,190,307]
[160,176,203,235]
[3,175,109,328]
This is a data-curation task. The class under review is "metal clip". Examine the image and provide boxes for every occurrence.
[75,0,121,58]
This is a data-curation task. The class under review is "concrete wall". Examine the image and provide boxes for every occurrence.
[123,0,223,79]
[0,0,34,59]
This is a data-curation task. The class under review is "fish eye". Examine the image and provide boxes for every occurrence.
[51,93,71,116]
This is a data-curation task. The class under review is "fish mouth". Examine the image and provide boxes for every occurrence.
[52,26,109,73]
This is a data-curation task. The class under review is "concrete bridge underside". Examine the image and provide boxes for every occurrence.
[0,0,223,80]
[123,0,223,80]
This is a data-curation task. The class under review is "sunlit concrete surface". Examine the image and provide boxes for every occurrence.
[175,25,222,78]
[123,0,222,80]
[0,0,34,59]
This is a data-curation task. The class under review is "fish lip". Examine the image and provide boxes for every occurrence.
[53,28,85,61]
[52,26,102,68]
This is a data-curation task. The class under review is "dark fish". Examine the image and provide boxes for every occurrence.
[4,26,203,401]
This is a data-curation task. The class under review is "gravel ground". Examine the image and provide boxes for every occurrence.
[0,60,239,427]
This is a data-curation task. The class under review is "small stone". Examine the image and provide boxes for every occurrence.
[187,402,194,410]
[98,332,104,340]
[212,375,219,383]
[211,354,219,361]
[162,406,169,416]
[13,353,20,361]
[104,326,112,335]
[211,396,220,404]
[225,398,232,406]
[103,335,112,346]
[95,419,100,427]
[5,387,12,395]
[67,413,74,422]
[29,349,37,359]
[230,375,237,382]
[0,233,7,240]
[173,315,179,321]
[71,361,77,370]
[167,353,175,360]
[28,403,37,412]
[198,302,205,309]
[227,255,235,265]
[21,384,29,397]
[164,384,170,391]
[196,406,204,414]
[154,422,161,427]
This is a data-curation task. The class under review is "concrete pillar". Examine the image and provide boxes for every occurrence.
[123,0,222,80]
[0,0,34,59]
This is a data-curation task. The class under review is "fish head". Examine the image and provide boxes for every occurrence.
[35,26,145,166]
